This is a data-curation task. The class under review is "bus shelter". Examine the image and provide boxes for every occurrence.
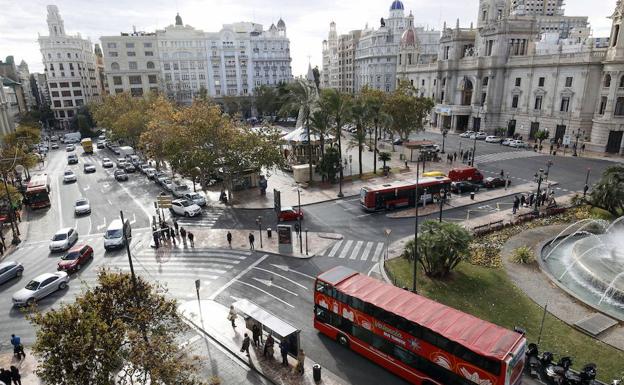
[233,299,301,358]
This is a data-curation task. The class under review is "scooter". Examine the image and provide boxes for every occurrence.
[544,356,573,385]
[525,343,542,379]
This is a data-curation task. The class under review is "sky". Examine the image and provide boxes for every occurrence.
[0,0,616,76]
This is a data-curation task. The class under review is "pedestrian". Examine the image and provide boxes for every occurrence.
[173,218,179,235]
[152,228,160,249]
[164,226,170,241]
[550,144,554,154]
[0,241,4,256]
[528,193,534,207]
[460,149,464,159]
[227,305,237,328]
[240,333,251,356]
[188,231,195,247]
[500,169,504,178]
[453,152,457,162]
[170,228,176,246]
[9,366,21,385]
[263,334,275,357]
[520,194,526,207]
[581,143,586,153]
[10,335,24,360]
[513,196,519,215]
[279,339,289,366]
[227,231,232,248]
[0,369,11,385]
[295,349,306,375]
[180,227,187,243]
[249,233,255,250]
[541,191,547,206]
[252,323,261,347]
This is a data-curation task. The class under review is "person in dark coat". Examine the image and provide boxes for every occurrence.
[188,231,194,247]
[170,228,176,246]
[249,233,255,250]
[513,195,520,215]
[263,334,275,357]
[180,227,187,244]
[252,324,262,347]
[227,231,232,248]
[173,218,179,235]
[0,368,12,385]
[279,339,289,366]
[520,194,526,207]
[10,366,21,385]
[240,334,251,356]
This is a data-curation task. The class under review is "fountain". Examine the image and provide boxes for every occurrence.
[540,217,624,321]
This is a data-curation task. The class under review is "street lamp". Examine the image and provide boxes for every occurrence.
[583,168,591,199]
[470,132,477,166]
[572,129,584,157]
[294,184,303,253]
[412,162,420,293]
[545,159,553,183]
[2,174,20,245]
[338,160,344,198]
[438,188,447,222]
[195,279,201,302]
[441,129,448,154]
[384,228,392,260]
[533,169,545,215]
[256,216,263,249]
[305,228,309,255]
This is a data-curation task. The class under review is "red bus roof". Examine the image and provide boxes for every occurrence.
[363,176,450,193]
[318,266,523,361]
[26,174,49,192]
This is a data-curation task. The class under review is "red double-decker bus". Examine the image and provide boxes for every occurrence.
[314,266,526,385]
[24,174,51,209]
[359,177,451,211]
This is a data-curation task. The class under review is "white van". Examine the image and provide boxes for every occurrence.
[103,219,131,250]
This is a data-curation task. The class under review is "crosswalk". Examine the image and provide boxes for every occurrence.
[176,207,224,228]
[321,239,385,262]
[474,151,545,164]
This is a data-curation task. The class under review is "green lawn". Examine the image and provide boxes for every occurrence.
[386,258,624,382]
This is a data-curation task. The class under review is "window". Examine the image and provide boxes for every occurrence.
[482,77,488,86]
[481,92,487,106]
[129,62,138,70]
[443,46,450,60]
[173,63,179,70]
[75,99,84,106]
[63,100,73,107]
[512,95,519,108]
[72,82,80,87]
[534,96,543,110]
[127,51,136,57]
[59,63,64,71]
[145,51,154,56]
[51,91,59,97]
[560,97,570,112]
[74,90,82,96]
[59,82,69,88]
[115,88,124,94]
[61,91,71,97]
[125,43,135,48]
[113,76,122,85]
[131,88,144,97]
[148,75,157,84]
[604,74,612,88]
[109,52,118,57]
[515,77,521,87]
[485,40,494,56]
[615,97,624,116]
[565,77,573,87]
[538,77,545,87]
[53,100,61,107]
[144,42,152,48]
[599,96,607,115]
[164,63,171,70]
[111,62,120,70]
[129,76,142,85]
[107,42,117,49]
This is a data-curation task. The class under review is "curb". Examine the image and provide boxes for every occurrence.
[228,194,359,210]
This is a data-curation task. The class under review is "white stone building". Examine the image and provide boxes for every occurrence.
[397,0,624,154]
[0,77,17,136]
[17,60,36,110]
[38,5,102,128]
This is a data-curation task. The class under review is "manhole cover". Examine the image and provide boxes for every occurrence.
[574,313,618,337]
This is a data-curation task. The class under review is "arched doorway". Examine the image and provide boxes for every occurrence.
[461,78,473,106]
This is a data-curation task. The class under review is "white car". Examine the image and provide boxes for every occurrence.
[63,169,77,183]
[49,227,79,252]
[102,158,114,168]
[74,197,91,215]
[170,199,202,217]
[12,272,69,307]
[66,144,75,152]
[470,132,488,140]
[485,136,502,143]
[510,140,529,148]
[139,164,150,173]
[501,138,514,146]
[184,192,207,206]
[460,131,474,138]
[145,168,157,179]
[51,143,59,149]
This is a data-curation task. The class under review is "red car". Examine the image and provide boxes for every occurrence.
[278,207,304,222]
[57,244,93,272]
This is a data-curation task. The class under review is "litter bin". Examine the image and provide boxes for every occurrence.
[267,228,272,238]
[313,364,322,382]
[470,192,475,200]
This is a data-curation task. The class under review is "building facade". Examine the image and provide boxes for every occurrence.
[100,13,292,104]
[38,5,102,128]
[30,72,50,108]
[0,76,18,136]
[0,56,29,114]
[397,0,624,154]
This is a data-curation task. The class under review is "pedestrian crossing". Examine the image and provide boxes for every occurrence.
[474,151,546,164]
[176,207,224,228]
[321,239,385,262]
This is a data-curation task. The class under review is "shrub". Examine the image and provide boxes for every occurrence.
[511,246,534,264]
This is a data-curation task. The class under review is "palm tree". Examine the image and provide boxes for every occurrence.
[322,89,352,196]
[309,109,331,159]
[535,129,549,150]
[378,152,391,175]
[349,96,369,177]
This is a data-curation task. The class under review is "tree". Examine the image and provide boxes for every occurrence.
[254,85,279,118]
[317,146,341,183]
[384,81,434,143]
[92,92,157,147]
[140,95,178,170]
[28,270,206,385]
[535,129,549,148]
[349,96,369,177]
[321,89,352,190]
[309,109,331,160]
[378,151,391,173]
[361,87,387,174]
[590,165,624,217]
[403,221,473,278]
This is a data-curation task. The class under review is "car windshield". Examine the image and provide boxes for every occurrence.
[105,229,122,239]
[188,193,200,199]
[175,185,189,191]
[53,233,67,241]
[76,199,88,206]
[25,280,41,290]
[64,171,73,176]
[84,163,92,167]
[62,251,79,260]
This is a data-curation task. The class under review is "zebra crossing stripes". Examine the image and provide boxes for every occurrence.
[349,241,364,260]
[321,239,386,262]
[371,243,385,262]
[327,240,343,258]
[361,242,374,261]
[473,151,545,164]
[176,207,224,228]
[338,240,353,259]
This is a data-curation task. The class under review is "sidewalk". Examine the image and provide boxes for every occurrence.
[0,349,41,385]
[151,228,342,259]
[179,299,348,385]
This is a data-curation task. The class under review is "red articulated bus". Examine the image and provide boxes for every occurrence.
[24,174,51,209]
[360,177,451,211]
[314,266,526,385]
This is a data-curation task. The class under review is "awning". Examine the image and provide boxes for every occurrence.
[233,299,299,338]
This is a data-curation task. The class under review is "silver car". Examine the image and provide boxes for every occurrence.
[49,227,79,252]
[0,261,23,285]
[184,192,206,206]
[12,272,69,307]
[74,197,91,215]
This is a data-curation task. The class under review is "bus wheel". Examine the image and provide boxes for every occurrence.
[337,334,349,347]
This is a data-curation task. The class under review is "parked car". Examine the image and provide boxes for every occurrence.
[111,146,121,155]
[145,168,157,179]
[509,140,529,148]
[183,192,206,206]
[170,199,202,217]
[485,136,502,143]
[450,181,480,194]
[421,144,441,153]
[447,166,484,183]
[83,163,96,173]
[171,181,190,197]
[74,197,91,215]
[139,164,150,173]
[153,172,166,182]
[156,176,169,187]
[114,169,128,181]
[65,144,75,152]
[63,170,77,183]
[459,131,474,138]
[49,227,79,252]
[96,141,105,149]
[51,142,59,149]
[50,135,58,141]
[12,272,69,307]
[57,244,93,273]
[278,206,304,222]
[483,177,510,189]
[102,158,114,168]
[0,261,23,285]
[501,138,514,146]
[116,158,127,169]
[67,154,78,165]
[392,138,404,145]
[470,132,488,140]
[124,164,136,173]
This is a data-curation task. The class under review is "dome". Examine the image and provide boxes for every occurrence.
[390,0,404,10]
[277,18,285,29]
[401,28,417,47]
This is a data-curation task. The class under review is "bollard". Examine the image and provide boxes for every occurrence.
[267,228,272,238]
[470,192,475,201]
[313,364,322,382]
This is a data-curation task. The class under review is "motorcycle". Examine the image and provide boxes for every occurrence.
[525,343,542,379]
[544,356,572,385]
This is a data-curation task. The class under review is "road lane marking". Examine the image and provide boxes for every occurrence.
[371,243,385,262]
[83,185,90,191]
[234,280,294,308]
[327,240,342,258]
[269,264,316,280]
[252,267,308,290]
[355,213,372,218]
[251,277,299,296]
[361,241,374,261]
[349,240,363,260]
[338,240,353,259]
[54,172,63,228]
[208,254,269,300]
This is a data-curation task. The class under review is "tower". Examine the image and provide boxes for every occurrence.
[175,13,183,26]
[387,0,406,31]
[46,5,65,36]
[477,0,507,28]
[607,1,624,61]
[277,18,286,37]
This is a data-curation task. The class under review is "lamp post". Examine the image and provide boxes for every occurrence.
[305,228,309,255]
[583,168,591,199]
[256,216,263,249]
[545,159,553,183]
[572,129,584,157]
[533,169,545,215]
[338,160,344,198]
[470,132,477,166]
[412,162,420,293]
[295,185,303,253]
[441,129,448,154]
[384,228,392,260]
[438,188,447,223]
[195,279,201,303]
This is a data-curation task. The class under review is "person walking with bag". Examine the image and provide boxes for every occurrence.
[240,334,251,357]
[227,305,237,328]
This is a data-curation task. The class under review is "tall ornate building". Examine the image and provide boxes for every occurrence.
[38,5,102,128]
[397,0,624,154]
[17,60,36,110]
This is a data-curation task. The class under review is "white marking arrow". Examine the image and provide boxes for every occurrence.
[130,212,137,225]
[83,185,90,191]
[251,277,298,296]
[269,264,316,280]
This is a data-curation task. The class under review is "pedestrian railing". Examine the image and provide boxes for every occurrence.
[472,219,506,235]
